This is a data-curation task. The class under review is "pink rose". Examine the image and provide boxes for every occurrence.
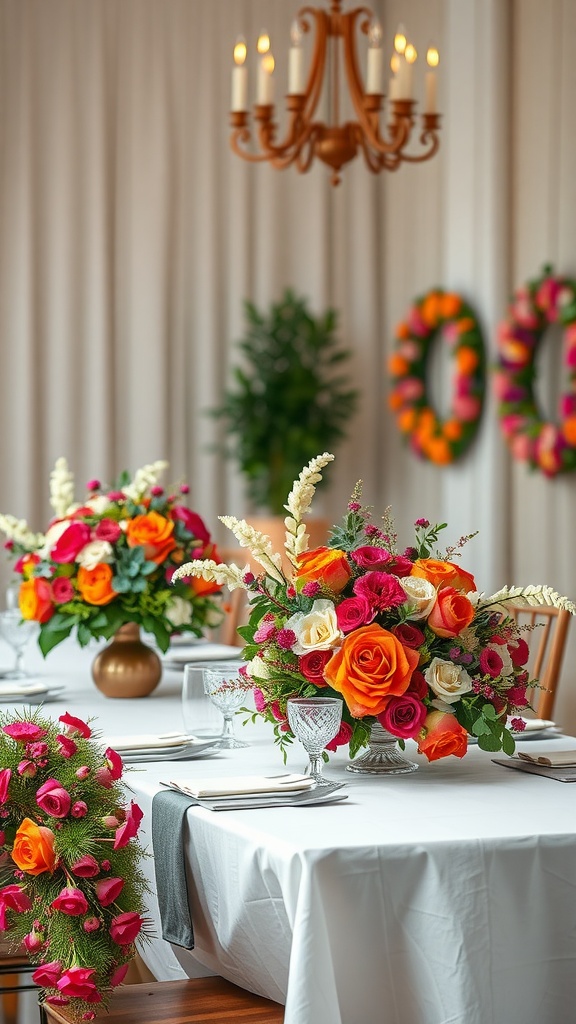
[32,961,62,987]
[71,855,100,878]
[113,802,143,849]
[105,748,123,781]
[57,967,102,1002]
[508,637,529,666]
[253,687,267,712]
[298,649,332,685]
[109,911,143,945]
[479,648,503,678]
[171,507,210,545]
[385,555,414,578]
[95,766,113,788]
[379,694,427,739]
[83,917,101,933]
[59,713,91,738]
[50,522,92,563]
[95,518,122,544]
[353,572,407,613]
[95,877,124,907]
[325,721,353,752]
[52,577,75,605]
[109,963,130,987]
[71,801,88,818]
[0,768,11,804]
[45,996,70,1007]
[0,884,33,914]
[36,778,71,818]
[23,930,44,953]
[406,669,428,700]
[51,887,89,916]
[350,546,393,571]
[76,766,90,780]
[18,760,37,778]
[56,735,77,758]
[3,722,47,743]
[335,595,373,633]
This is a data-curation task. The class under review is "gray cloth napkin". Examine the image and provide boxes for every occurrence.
[493,758,576,782]
[151,789,198,949]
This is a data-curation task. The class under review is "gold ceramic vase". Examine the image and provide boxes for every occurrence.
[91,623,162,698]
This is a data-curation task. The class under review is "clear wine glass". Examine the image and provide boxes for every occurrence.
[182,663,227,738]
[287,697,343,786]
[0,610,37,679]
[202,662,251,749]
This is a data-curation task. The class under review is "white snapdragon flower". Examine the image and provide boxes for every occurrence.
[50,457,75,518]
[76,540,114,571]
[425,658,472,704]
[401,576,437,620]
[0,514,44,552]
[284,599,341,655]
[122,460,168,502]
[165,596,193,628]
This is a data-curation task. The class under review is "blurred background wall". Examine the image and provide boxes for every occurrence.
[1,0,575,726]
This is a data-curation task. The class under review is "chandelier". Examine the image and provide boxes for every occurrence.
[229,0,441,186]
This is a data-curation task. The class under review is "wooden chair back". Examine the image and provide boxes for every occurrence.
[506,604,571,720]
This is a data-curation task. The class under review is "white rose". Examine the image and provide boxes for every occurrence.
[401,577,437,620]
[38,519,70,559]
[85,495,111,515]
[76,540,113,570]
[425,657,472,704]
[284,599,341,655]
[247,655,270,681]
[165,596,193,628]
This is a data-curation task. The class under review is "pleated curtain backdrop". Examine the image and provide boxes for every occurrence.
[1,0,576,727]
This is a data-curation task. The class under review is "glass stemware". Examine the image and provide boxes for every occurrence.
[0,610,37,679]
[202,662,251,749]
[287,696,343,786]
[182,662,228,738]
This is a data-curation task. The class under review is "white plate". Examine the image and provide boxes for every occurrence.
[162,644,244,667]
[0,686,65,704]
[120,740,219,763]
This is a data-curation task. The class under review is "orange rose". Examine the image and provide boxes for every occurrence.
[439,293,462,319]
[77,563,117,605]
[410,558,476,594]
[427,587,474,637]
[417,711,468,762]
[388,354,409,376]
[455,347,479,375]
[12,817,57,876]
[19,578,54,623]
[324,624,418,717]
[443,419,463,441]
[562,416,576,445]
[420,292,441,327]
[126,511,176,564]
[296,547,352,595]
[388,392,404,412]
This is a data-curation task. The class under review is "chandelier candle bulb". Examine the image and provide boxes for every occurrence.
[289,20,305,94]
[425,44,439,114]
[366,19,384,95]
[231,36,248,112]
[257,53,275,104]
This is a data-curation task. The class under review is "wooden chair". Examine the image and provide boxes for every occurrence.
[0,946,41,1024]
[42,978,284,1024]
[507,604,572,719]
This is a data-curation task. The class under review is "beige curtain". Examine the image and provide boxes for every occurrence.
[1,0,576,724]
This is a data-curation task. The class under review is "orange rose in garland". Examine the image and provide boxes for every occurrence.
[11,818,57,876]
[172,452,576,765]
[0,458,222,658]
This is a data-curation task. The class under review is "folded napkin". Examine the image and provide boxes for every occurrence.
[104,733,195,751]
[493,758,576,782]
[168,774,314,799]
[0,681,48,696]
[518,749,576,767]
[151,789,196,949]
[162,644,244,665]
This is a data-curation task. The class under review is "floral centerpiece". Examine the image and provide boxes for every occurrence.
[0,458,222,656]
[172,453,575,764]
[0,709,149,1020]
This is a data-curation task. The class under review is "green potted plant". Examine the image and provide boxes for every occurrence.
[211,289,358,528]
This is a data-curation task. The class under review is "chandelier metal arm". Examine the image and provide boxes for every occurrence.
[395,116,441,163]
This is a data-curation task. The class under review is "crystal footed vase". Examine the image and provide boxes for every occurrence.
[91,623,162,698]
[346,720,419,775]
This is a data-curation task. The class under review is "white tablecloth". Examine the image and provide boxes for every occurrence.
[3,636,576,1024]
